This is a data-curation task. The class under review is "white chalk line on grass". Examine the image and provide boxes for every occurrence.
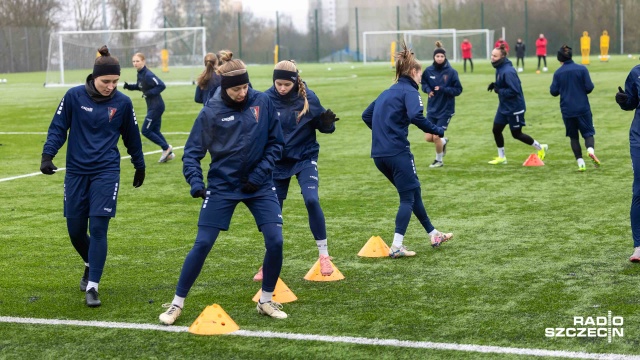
[0,316,637,359]
[0,146,184,183]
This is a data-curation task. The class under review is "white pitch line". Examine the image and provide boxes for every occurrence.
[0,316,637,359]
[0,146,184,183]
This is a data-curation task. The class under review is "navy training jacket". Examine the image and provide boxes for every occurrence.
[129,66,166,113]
[183,87,284,199]
[42,84,145,174]
[421,60,463,119]
[618,64,640,148]
[493,58,526,115]
[195,73,221,106]
[266,83,334,179]
[550,60,594,117]
[362,76,444,158]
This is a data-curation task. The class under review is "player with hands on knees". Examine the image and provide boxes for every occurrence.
[420,41,462,168]
[159,53,287,326]
[362,41,453,259]
[41,45,145,308]
[615,63,640,262]
[251,60,339,282]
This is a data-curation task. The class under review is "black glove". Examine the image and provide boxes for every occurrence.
[133,168,145,188]
[40,154,57,175]
[123,82,131,90]
[616,86,628,104]
[192,189,206,199]
[487,82,496,92]
[241,182,259,193]
[319,109,340,126]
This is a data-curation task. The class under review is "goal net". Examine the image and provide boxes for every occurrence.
[45,27,206,87]
[363,29,494,64]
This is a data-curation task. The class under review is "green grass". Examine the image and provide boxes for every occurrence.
[1,56,639,359]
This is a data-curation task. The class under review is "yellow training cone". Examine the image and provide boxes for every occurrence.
[252,277,298,303]
[304,258,345,281]
[188,304,239,335]
[357,236,390,257]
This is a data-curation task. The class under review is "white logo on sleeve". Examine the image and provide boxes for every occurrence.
[152,77,159,85]
[418,94,423,107]
[57,97,65,115]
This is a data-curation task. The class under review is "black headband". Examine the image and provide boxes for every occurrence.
[273,69,298,83]
[92,64,121,78]
[220,72,250,90]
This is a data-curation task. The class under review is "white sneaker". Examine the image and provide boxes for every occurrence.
[630,247,640,263]
[159,303,182,325]
[517,67,523,73]
[158,145,173,163]
[389,245,416,258]
[542,67,548,72]
[257,301,287,319]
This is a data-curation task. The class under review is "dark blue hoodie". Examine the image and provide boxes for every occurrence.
[266,83,334,179]
[493,58,526,115]
[362,76,444,158]
[129,65,166,114]
[183,87,284,199]
[550,59,594,117]
[43,83,145,174]
[617,64,640,148]
[421,60,463,119]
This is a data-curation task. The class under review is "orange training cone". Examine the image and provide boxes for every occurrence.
[304,258,345,281]
[252,277,298,303]
[188,304,239,335]
[358,236,390,257]
[523,153,545,166]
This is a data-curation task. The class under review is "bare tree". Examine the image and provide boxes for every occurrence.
[0,0,62,27]
[109,0,141,29]
[71,0,102,30]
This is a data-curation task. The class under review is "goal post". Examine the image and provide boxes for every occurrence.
[45,27,206,87]
[363,29,494,64]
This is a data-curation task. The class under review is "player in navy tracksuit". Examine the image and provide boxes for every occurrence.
[159,56,287,325]
[362,42,454,258]
[616,63,640,262]
[487,44,548,165]
[123,52,173,163]
[252,60,339,280]
[421,41,463,168]
[194,52,221,106]
[550,45,600,172]
[40,46,146,308]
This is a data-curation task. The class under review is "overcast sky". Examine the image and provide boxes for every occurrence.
[243,0,309,30]
[141,0,309,31]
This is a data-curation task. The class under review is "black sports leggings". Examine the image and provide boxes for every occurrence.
[492,123,534,148]
[517,57,524,68]
[537,55,547,68]
[463,58,473,72]
[570,136,595,159]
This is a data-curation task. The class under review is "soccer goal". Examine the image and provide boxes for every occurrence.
[362,29,494,64]
[44,27,206,87]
